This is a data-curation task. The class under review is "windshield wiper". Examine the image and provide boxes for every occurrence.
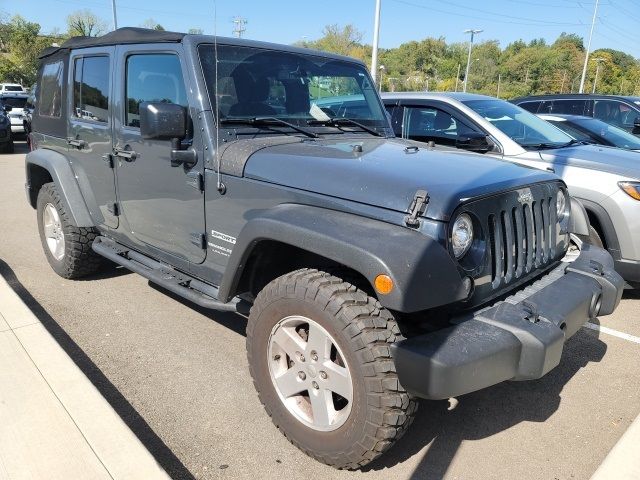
[307,117,384,137]
[522,139,585,150]
[221,117,318,138]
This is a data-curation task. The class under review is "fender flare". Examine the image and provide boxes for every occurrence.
[218,204,467,313]
[568,197,590,237]
[25,149,94,227]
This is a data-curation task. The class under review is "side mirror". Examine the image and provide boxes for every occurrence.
[634,116,640,128]
[139,102,187,140]
[456,132,492,153]
[3,105,12,112]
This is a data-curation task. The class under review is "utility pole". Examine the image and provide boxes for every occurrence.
[463,29,482,93]
[579,0,599,94]
[497,74,501,98]
[620,79,625,95]
[560,71,567,94]
[232,16,247,38]
[111,0,118,30]
[454,63,461,92]
[592,58,604,94]
[371,0,382,86]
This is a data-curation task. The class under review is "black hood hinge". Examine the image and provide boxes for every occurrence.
[404,189,429,228]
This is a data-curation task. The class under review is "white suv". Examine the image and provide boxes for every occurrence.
[0,83,26,94]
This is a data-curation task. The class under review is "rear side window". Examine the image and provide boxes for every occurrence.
[125,54,187,128]
[73,56,110,123]
[39,60,64,117]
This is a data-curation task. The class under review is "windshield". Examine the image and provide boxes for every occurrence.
[198,44,389,133]
[576,118,640,150]
[5,86,23,92]
[463,99,572,149]
[1,97,27,108]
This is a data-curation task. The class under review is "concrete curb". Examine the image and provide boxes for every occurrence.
[0,273,171,480]
[591,413,640,480]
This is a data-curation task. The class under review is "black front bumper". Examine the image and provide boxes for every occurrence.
[391,245,624,400]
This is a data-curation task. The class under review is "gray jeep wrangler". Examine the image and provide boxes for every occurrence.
[26,28,624,469]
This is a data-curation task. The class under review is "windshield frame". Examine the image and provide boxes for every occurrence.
[197,42,391,137]
[463,98,573,150]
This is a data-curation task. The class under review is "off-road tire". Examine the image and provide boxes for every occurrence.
[247,268,418,470]
[36,182,103,279]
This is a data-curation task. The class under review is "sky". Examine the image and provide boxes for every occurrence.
[5,0,640,59]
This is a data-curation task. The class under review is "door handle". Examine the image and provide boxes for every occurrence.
[113,147,137,161]
[67,137,86,149]
[546,166,556,173]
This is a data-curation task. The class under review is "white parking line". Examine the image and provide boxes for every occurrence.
[583,322,640,345]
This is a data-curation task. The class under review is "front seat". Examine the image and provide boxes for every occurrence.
[433,110,454,131]
[228,69,276,117]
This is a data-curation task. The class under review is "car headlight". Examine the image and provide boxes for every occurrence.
[556,189,568,220]
[452,213,474,258]
[619,181,640,201]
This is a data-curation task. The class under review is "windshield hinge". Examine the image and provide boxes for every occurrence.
[190,232,207,249]
[404,190,429,228]
[107,202,119,217]
[186,172,204,192]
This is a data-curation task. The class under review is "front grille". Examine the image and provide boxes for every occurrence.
[488,196,558,289]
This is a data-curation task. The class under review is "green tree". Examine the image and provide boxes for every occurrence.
[141,18,165,31]
[0,15,55,86]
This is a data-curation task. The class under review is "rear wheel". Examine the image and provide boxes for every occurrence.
[247,269,418,469]
[36,183,103,279]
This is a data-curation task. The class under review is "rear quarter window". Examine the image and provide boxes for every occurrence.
[38,60,64,118]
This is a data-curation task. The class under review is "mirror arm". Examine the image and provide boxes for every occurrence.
[170,137,197,167]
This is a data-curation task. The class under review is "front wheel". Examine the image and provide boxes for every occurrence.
[247,269,418,469]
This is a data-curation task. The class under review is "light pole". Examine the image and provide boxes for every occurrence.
[111,0,118,30]
[463,29,482,93]
[592,58,604,94]
[371,0,382,85]
[379,65,386,93]
[497,74,502,98]
[454,63,461,92]
[579,0,599,94]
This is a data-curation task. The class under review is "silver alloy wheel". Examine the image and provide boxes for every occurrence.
[268,315,354,431]
[43,203,65,261]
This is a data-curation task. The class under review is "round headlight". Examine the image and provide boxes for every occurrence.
[452,213,474,258]
[556,189,567,220]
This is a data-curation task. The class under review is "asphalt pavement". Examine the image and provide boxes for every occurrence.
[1,140,639,480]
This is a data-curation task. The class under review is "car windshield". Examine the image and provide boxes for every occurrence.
[576,118,640,150]
[4,86,23,92]
[463,99,572,149]
[198,44,388,133]
[1,97,27,108]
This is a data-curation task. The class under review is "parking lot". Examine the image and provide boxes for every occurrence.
[1,139,639,480]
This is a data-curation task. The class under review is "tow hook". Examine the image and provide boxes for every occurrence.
[522,301,540,324]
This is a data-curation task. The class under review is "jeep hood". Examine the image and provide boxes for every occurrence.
[239,137,559,221]
[538,144,640,180]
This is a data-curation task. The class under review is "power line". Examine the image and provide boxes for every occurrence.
[391,0,585,26]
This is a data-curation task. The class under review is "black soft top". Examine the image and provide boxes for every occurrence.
[39,27,185,58]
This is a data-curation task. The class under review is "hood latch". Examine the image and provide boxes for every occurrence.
[404,190,429,228]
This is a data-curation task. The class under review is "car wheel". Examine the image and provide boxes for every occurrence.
[247,268,418,469]
[36,182,103,279]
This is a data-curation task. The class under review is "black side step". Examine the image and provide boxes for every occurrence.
[92,236,243,313]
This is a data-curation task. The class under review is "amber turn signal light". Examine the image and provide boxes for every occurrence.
[618,182,640,201]
[374,274,394,295]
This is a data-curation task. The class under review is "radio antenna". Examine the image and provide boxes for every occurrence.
[213,0,224,193]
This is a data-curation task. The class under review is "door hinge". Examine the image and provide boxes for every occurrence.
[190,232,207,249]
[102,153,114,168]
[186,172,204,192]
[404,189,429,228]
[107,202,119,216]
